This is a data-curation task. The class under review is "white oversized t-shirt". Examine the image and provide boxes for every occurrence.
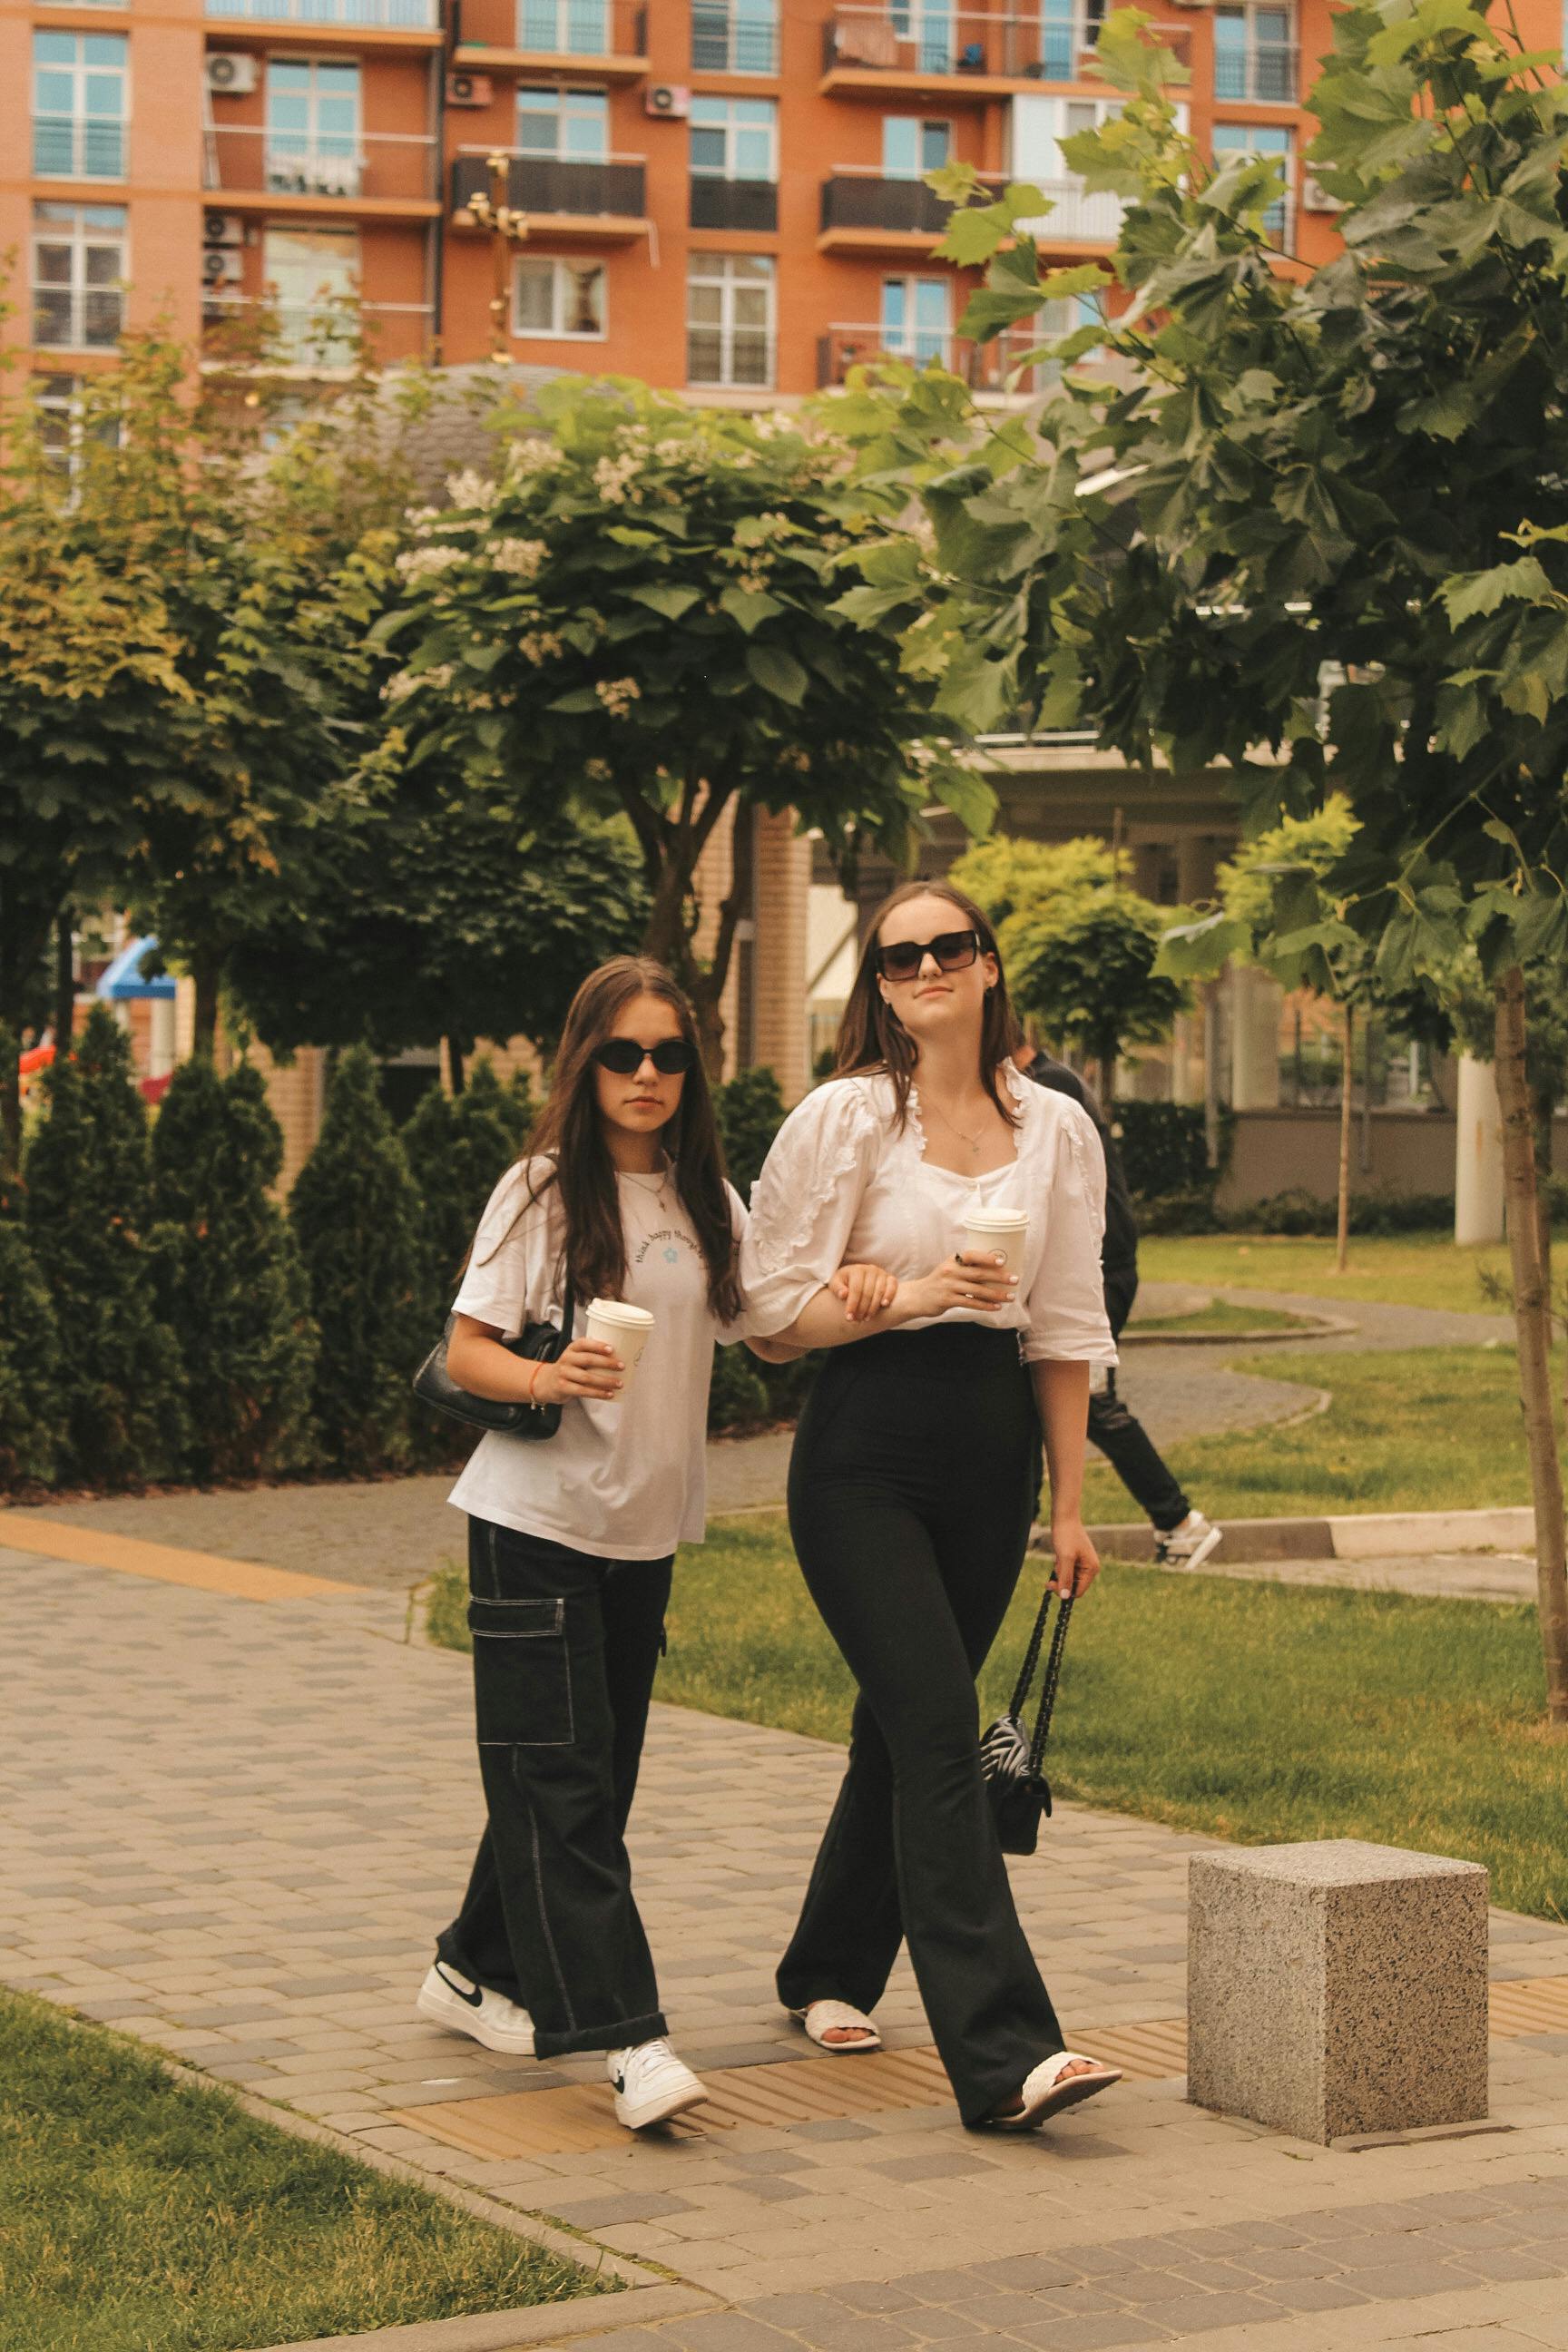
[448,1159,751,1562]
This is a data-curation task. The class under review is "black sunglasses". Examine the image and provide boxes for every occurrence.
[593,1038,697,1077]
[877,928,982,984]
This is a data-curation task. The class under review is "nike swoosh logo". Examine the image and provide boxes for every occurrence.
[436,1965,484,2009]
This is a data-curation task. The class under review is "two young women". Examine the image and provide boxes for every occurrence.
[420,887,1122,2134]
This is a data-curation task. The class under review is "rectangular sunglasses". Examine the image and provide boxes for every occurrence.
[876,928,981,984]
[592,1038,698,1076]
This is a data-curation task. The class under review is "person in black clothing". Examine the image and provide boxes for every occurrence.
[1026,1052,1222,1569]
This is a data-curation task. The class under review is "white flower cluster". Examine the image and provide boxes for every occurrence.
[519,629,565,664]
[595,675,641,717]
[491,536,548,580]
[506,435,559,479]
[383,662,455,702]
[396,544,467,583]
[752,410,796,441]
[446,467,499,510]
[593,450,642,505]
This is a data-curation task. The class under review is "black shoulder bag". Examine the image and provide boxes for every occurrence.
[411,1278,576,1441]
[979,1588,1073,1857]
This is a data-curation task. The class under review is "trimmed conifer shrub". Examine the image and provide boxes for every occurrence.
[714,1065,786,1198]
[150,1056,318,1483]
[404,1059,527,1467]
[0,1212,64,1490]
[24,1004,189,1487]
[290,1044,426,1476]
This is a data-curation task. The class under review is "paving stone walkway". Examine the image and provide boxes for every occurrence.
[3,1535,1567,2352]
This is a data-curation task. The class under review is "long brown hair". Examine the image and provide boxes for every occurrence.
[479,956,742,1322]
[836,879,1026,1130]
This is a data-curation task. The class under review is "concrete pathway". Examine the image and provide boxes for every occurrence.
[3,1534,1567,2352]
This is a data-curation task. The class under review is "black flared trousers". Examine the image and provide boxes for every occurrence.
[777,1323,1067,2125]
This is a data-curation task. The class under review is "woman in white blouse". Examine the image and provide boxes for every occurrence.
[740,882,1124,2132]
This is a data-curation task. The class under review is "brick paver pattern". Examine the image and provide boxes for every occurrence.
[4,1543,1567,2352]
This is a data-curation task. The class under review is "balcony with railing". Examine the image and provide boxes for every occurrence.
[453,0,649,78]
[33,285,125,354]
[200,293,436,368]
[821,5,1186,91]
[33,118,126,181]
[818,319,1139,395]
[690,175,778,231]
[451,148,647,233]
[819,167,1120,250]
[1213,39,1298,101]
[691,2,779,74]
[203,0,441,33]
[204,127,440,209]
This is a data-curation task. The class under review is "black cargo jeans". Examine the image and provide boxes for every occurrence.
[436,1515,672,2058]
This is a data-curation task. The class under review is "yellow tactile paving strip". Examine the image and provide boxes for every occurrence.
[393,1987,1568,2161]
[392,2022,1193,2159]
[0,1516,358,1602]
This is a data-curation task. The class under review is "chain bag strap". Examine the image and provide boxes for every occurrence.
[979,1586,1074,1857]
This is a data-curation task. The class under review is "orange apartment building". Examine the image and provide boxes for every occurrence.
[2,0,1386,413]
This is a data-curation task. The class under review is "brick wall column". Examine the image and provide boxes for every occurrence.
[749,808,811,1105]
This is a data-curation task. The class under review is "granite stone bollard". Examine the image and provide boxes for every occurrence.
[1188,1838,1489,2144]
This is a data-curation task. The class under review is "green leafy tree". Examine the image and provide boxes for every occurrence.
[713,1065,788,1198]
[0,1215,63,1490]
[149,1056,317,1483]
[833,2,1568,1720]
[24,1004,187,1487]
[378,378,996,1070]
[289,1045,426,1477]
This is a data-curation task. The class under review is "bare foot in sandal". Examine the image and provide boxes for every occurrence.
[986,2051,1122,2128]
[788,1999,881,2052]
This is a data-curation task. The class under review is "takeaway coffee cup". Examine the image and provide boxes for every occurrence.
[961,1206,1030,1277]
[584,1298,656,1395]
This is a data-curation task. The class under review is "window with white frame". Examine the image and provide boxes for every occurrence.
[33,32,127,180]
[514,254,606,337]
[519,0,608,52]
[261,224,360,361]
[686,252,773,387]
[880,275,948,364]
[691,0,779,74]
[516,85,609,157]
[881,116,951,179]
[266,59,360,197]
[1039,0,1108,78]
[1213,5,1295,103]
[32,372,122,471]
[32,201,127,350]
[1212,121,1291,239]
[690,97,777,181]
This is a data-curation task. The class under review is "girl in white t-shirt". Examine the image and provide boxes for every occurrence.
[416,955,780,2132]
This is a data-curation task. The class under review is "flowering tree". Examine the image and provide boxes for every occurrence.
[379,380,994,1066]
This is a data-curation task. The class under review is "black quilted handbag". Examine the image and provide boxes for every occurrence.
[979,1587,1073,1857]
[411,1279,575,1440]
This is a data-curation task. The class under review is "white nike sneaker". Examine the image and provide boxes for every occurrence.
[607,2038,708,2131]
[1153,1510,1223,1572]
[416,1961,534,2055]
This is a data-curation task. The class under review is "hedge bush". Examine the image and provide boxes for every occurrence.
[0,1212,63,1490]
[24,1006,189,1487]
[290,1045,426,1476]
[150,1056,318,1483]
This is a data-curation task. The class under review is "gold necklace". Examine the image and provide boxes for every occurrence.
[926,1094,988,1160]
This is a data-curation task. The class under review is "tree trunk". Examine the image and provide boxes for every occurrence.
[1533,1077,1554,1331]
[1495,967,1568,1728]
[446,1034,466,1095]
[1335,1001,1354,1275]
[191,951,221,1063]
[54,909,75,1063]
[634,782,738,1079]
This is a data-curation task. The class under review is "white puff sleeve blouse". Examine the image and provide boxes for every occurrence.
[740,1064,1117,1367]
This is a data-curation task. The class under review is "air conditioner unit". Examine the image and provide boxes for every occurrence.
[202,210,244,247]
[201,247,243,284]
[206,52,259,95]
[446,71,493,106]
[645,83,691,118]
[1301,173,1342,213]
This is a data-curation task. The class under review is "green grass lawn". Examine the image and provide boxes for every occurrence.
[1128,1299,1306,1337]
[1082,1344,1549,1524]
[656,1523,1568,1925]
[0,1990,609,2352]
[426,1498,1567,1926]
[1140,1230,1518,1315]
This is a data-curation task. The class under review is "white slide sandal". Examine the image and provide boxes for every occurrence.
[985,2049,1122,2130]
[787,1999,882,2053]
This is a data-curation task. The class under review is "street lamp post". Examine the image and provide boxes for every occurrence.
[464,150,529,362]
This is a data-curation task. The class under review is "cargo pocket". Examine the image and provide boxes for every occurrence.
[469,1596,573,1748]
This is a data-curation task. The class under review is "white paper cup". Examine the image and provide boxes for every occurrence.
[961,1208,1030,1276]
[584,1298,656,1394]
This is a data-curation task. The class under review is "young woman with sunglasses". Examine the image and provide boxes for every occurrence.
[740,883,1124,2132]
[417,956,789,2132]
